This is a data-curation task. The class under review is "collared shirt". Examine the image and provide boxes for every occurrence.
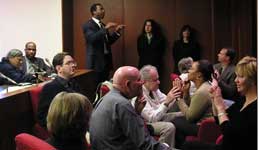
[92,17,102,28]
[25,57,35,74]
[92,17,109,54]
[141,86,170,123]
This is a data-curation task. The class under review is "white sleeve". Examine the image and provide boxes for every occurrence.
[141,98,168,122]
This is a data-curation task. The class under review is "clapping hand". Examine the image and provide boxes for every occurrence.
[209,76,225,112]
[134,94,146,115]
[105,22,118,29]
[115,24,126,33]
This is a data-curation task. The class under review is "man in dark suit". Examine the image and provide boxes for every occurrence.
[214,47,238,101]
[22,42,52,76]
[37,52,82,128]
[82,3,125,86]
[0,49,36,83]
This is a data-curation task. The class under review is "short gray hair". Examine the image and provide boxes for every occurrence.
[6,49,23,59]
[140,65,157,80]
[178,57,193,73]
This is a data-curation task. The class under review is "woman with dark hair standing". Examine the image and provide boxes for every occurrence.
[137,19,166,75]
[172,25,201,74]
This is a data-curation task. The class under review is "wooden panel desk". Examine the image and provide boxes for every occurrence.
[0,69,96,150]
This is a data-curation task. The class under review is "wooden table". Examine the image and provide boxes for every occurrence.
[0,69,96,150]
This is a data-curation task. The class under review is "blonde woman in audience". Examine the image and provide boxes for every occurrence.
[46,92,92,150]
[182,56,257,150]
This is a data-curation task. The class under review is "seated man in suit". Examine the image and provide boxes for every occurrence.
[90,66,171,150]
[22,41,52,76]
[37,52,82,128]
[214,47,238,101]
[0,49,36,83]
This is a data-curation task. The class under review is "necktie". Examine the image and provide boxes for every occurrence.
[28,62,35,74]
[99,21,105,29]
[99,21,109,54]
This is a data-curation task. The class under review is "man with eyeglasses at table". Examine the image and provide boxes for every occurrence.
[37,52,83,129]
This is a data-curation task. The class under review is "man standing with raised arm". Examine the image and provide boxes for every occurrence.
[82,3,125,86]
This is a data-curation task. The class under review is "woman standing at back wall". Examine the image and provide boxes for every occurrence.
[137,19,166,76]
[172,25,201,74]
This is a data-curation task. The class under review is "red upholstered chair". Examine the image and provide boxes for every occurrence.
[185,118,222,144]
[15,133,55,150]
[29,85,50,140]
[215,134,223,145]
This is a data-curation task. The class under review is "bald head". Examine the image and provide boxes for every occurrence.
[113,66,143,98]
[113,66,138,85]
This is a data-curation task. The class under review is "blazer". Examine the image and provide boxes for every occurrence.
[214,63,238,100]
[137,34,165,70]
[0,58,36,83]
[82,19,120,72]
[37,76,82,128]
[21,56,52,75]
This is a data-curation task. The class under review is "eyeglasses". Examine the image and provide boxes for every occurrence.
[147,78,159,82]
[63,60,77,66]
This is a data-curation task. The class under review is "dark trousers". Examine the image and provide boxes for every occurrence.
[95,54,112,86]
[172,116,199,149]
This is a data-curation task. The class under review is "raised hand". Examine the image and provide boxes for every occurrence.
[209,78,225,112]
[105,22,118,29]
[134,94,146,115]
[164,86,182,106]
[115,24,126,33]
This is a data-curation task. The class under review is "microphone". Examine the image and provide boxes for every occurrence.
[0,72,18,85]
[45,58,53,68]
[30,63,42,72]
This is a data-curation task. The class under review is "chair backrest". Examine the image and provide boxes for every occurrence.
[15,133,55,150]
[93,80,113,108]
[29,85,50,140]
[216,134,223,145]
[198,118,222,143]
[29,85,43,120]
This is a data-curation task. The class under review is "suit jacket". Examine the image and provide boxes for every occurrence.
[90,88,169,150]
[82,19,120,72]
[214,63,238,100]
[37,76,82,128]
[0,58,36,83]
[137,34,165,70]
[22,57,52,75]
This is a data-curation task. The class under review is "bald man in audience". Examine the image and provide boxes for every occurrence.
[22,41,52,76]
[90,66,171,150]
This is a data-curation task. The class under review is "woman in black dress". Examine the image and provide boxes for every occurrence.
[172,25,201,74]
[137,19,166,75]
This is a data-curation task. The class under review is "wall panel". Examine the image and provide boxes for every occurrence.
[68,0,256,92]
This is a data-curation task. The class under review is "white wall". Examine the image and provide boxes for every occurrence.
[0,0,62,62]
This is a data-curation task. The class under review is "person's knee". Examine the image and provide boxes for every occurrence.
[164,122,176,134]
